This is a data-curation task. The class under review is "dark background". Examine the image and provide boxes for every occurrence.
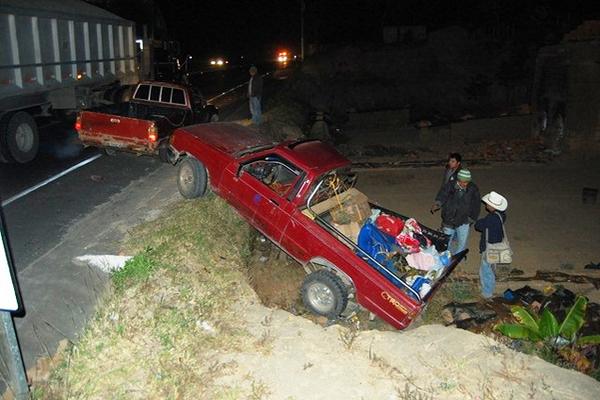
[92,0,600,62]
[157,0,600,57]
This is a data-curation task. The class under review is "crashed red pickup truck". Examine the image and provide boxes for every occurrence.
[169,122,467,329]
[75,81,218,161]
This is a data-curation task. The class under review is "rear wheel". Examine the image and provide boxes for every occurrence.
[301,270,348,319]
[0,112,39,163]
[177,157,208,199]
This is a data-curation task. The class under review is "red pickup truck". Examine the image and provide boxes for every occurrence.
[75,81,218,161]
[169,123,467,330]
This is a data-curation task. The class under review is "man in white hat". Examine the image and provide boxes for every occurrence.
[474,191,508,299]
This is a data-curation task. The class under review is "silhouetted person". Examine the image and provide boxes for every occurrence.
[248,66,263,125]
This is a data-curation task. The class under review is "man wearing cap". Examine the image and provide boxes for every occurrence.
[431,169,481,255]
[248,66,263,125]
[475,191,508,299]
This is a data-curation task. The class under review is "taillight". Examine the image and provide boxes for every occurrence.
[148,123,158,142]
[74,115,82,131]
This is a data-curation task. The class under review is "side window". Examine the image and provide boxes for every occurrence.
[243,157,300,197]
[134,84,150,100]
[150,85,161,101]
[160,87,172,103]
[172,89,185,105]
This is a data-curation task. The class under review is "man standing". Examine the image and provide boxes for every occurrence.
[431,169,481,254]
[474,191,508,299]
[248,66,263,125]
[441,152,462,187]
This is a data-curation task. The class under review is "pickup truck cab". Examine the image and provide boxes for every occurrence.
[169,123,467,330]
[75,81,218,161]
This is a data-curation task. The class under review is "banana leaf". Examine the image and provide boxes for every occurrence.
[511,306,540,334]
[495,323,540,340]
[577,335,600,346]
[538,308,559,340]
[558,296,587,341]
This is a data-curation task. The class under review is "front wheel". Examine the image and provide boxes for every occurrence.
[301,270,348,319]
[177,157,208,199]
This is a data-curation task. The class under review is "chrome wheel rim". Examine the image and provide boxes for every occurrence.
[179,163,194,190]
[307,282,334,314]
[15,123,34,152]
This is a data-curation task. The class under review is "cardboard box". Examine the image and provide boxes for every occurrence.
[331,221,362,244]
[330,190,371,224]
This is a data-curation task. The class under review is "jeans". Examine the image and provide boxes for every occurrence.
[480,255,495,298]
[249,96,262,125]
[442,223,470,255]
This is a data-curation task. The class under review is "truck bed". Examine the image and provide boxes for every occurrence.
[77,101,190,155]
[307,188,458,302]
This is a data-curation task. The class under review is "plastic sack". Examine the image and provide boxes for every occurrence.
[375,214,405,237]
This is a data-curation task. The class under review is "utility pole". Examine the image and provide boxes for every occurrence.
[300,0,305,61]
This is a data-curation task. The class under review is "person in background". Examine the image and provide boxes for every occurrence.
[474,191,508,299]
[248,66,263,125]
[441,152,462,188]
[430,169,481,255]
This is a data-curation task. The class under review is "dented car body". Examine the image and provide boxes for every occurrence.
[170,122,467,329]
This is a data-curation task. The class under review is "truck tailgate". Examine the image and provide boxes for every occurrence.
[77,111,158,154]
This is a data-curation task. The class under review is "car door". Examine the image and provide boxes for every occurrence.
[235,155,302,242]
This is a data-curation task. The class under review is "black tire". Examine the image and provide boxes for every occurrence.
[0,112,39,163]
[210,113,219,123]
[301,269,348,319]
[177,156,208,199]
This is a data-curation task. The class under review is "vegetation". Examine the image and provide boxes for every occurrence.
[495,296,600,376]
[34,196,257,399]
[495,296,600,346]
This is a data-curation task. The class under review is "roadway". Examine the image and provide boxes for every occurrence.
[0,63,282,390]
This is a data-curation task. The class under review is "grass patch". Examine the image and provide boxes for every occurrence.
[111,249,158,291]
[35,196,258,399]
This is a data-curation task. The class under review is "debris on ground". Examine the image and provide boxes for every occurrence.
[72,254,133,273]
[441,301,497,328]
[502,270,600,289]
[585,262,600,270]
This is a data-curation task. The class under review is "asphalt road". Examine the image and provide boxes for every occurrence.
[0,64,266,268]
[0,63,290,394]
[0,65,262,202]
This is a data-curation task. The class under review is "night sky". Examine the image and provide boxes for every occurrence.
[113,0,600,60]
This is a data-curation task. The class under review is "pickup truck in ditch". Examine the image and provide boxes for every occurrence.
[75,81,218,161]
[168,122,467,329]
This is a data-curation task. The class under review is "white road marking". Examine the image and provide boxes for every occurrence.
[1,153,103,207]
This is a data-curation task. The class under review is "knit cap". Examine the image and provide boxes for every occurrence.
[457,169,471,182]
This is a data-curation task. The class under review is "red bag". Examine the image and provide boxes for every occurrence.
[375,214,405,237]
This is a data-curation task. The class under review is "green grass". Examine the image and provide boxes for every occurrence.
[35,196,256,399]
[111,249,158,291]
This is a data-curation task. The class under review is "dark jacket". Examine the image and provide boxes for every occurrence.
[249,74,263,98]
[474,211,507,253]
[441,167,460,187]
[435,181,481,228]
